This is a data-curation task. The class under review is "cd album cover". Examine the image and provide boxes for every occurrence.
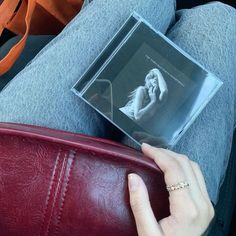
[72,12,223,148]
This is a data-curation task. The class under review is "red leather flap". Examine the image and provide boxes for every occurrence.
[0,122,169,236]
[0,122,161,172]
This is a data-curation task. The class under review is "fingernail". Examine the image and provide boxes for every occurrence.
[142,143,151,148]
[128,174,139,192]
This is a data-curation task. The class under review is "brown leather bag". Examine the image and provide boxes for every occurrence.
[0,0,84,76]
[0,122,169,235]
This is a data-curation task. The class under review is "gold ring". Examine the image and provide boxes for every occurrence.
[166,181,189,192]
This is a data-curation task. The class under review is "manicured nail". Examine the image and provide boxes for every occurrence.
[128,174,139,192]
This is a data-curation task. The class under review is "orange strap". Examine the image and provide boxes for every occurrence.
[0,0,83,76]
[0,0,36,76]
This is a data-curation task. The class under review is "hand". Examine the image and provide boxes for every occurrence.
[148,86,157,103]
[128,143,214,236]
[133,131,166,148]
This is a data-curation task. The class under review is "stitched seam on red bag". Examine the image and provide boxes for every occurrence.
[54,150,76,236]
[50,154,68,235]
[40,149,64,236]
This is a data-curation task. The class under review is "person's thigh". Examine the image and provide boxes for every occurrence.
[0,0,176,138]
[166,2,236,204]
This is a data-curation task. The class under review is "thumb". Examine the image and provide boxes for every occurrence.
[128,174,163,236]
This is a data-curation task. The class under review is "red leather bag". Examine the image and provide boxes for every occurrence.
[0,123,169,236]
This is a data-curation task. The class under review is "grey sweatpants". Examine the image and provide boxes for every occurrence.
[0,0,235,205]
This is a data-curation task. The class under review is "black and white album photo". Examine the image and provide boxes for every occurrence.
[74,17,222,147]
[80,42,201,147]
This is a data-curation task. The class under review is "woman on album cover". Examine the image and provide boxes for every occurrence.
[119,68,168,123]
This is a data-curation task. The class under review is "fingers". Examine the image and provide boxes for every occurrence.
[148,88,152,97]
[154,148,207,207]
[133,132,166,147]
[142,143,195,218]
[141,143,208,218]
[137,143,214,235]
[142,143,214,221]
[149,147,212,205]
[151,86,156,95]
[128,174,163,236]
[141,143,188,188]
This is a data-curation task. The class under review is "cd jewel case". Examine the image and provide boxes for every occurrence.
[72,12,223,148]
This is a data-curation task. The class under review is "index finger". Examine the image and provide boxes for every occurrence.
[141,143,195,216]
